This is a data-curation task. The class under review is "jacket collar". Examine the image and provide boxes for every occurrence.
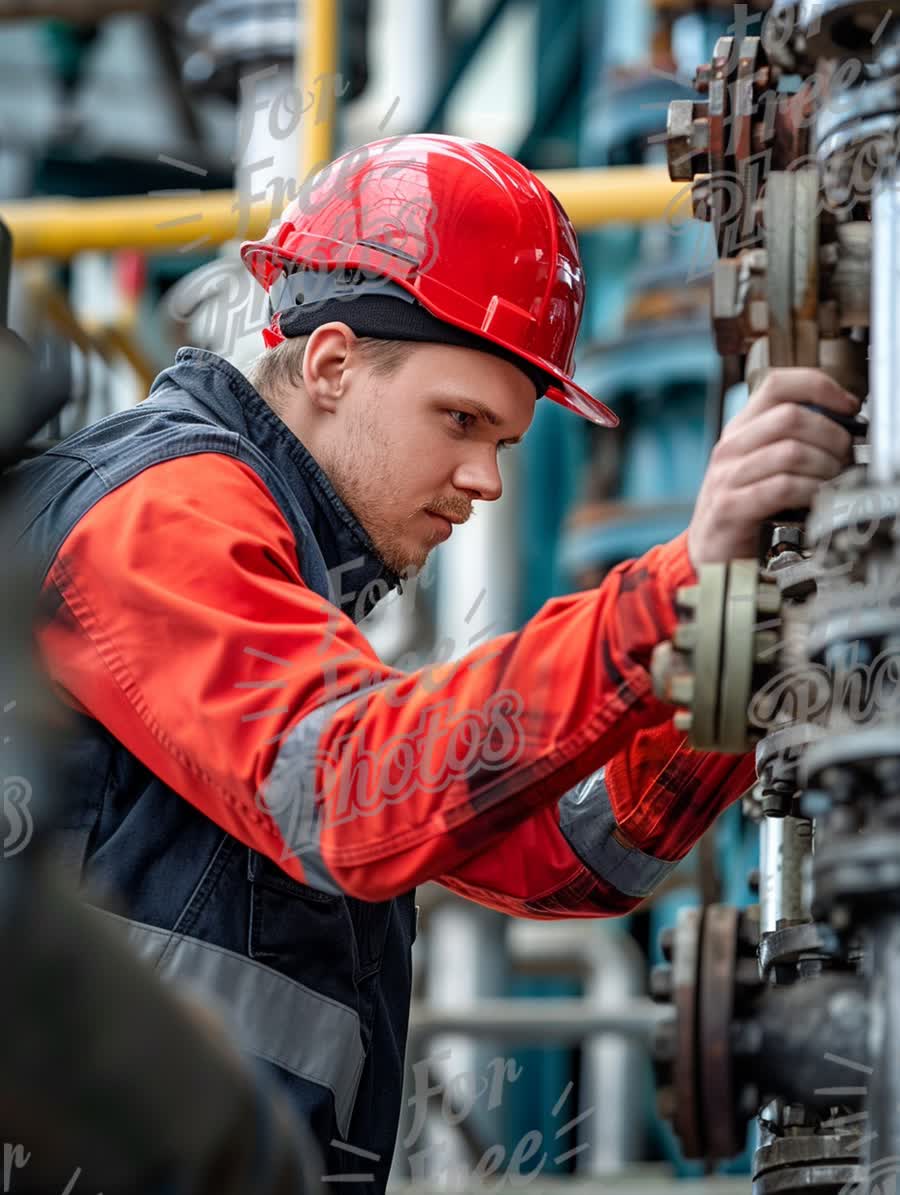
[149,348,402,612]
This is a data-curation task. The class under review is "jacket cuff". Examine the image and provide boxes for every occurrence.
[558,769,679,899]
[652,528,698,596]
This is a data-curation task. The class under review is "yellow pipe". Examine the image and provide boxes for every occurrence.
[298,0,340,186]
[540,167,690,228]
[0,168,693,260]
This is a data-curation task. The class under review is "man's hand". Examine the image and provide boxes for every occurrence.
[687,368,861,570]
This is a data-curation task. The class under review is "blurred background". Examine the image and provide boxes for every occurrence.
[0,1,761,1189]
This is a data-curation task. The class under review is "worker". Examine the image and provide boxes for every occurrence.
[10,135,859,1192]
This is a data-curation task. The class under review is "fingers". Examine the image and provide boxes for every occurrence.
[715,399,853,466]
[720,436,848,490]
[720,473,833,528]
[686,367,862,569]
[734,368,861,425]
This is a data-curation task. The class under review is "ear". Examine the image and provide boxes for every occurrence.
[302,322,358,414]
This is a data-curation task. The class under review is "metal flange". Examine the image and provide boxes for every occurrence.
[652,561,782,753]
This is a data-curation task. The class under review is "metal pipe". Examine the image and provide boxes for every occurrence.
[0,219,10,328]
[407,998,664,1044]
[759,816,813,934]
[581,930,647,1175]
[418,902,508,1181]
[0,167,688,260]
[864,915,900,1177]
[750,976,868,1110]
[299,0,339,184]
[870,177,900,484]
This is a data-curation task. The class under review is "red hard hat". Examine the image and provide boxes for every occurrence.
[240,134,617,427]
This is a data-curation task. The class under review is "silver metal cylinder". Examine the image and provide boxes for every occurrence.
[871,177,900,483]
[580,929,647,1174]
[760,816,814,933]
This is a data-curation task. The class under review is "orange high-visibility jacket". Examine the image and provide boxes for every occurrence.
[34,453,755,913]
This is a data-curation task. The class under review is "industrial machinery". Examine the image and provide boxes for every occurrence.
[650,3,900,1190]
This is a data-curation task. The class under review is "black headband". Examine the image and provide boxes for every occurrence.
[270,271,554,399]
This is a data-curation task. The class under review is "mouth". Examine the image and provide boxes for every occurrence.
[424,510,455,539]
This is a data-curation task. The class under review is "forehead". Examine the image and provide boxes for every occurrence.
[405,342,537,419]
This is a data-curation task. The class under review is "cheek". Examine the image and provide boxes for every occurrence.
[388,429,448,493]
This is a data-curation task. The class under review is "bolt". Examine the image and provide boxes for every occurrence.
[772,525,803,552]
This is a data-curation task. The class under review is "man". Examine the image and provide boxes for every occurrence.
[10,134,858,1190]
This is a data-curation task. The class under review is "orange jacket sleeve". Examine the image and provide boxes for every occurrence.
[33,452,754,904]
[436,723,756,918]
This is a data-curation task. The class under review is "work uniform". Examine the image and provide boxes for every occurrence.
[10,347,754,1191]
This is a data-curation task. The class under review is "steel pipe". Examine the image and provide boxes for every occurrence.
[871,176,900,483]
[407,998,665,1044]
[298,0,339,184]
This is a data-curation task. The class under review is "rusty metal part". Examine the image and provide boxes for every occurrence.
[701,906,741,1159]
[653,905,765,1161]
[745,333,869,400]
[712,252,769,355]
[829,223,872,327]
[667,100,710,181]
[817,335,869,398]
[766,171,820,367]
[670,907,704,1155]
[735,39,769,248]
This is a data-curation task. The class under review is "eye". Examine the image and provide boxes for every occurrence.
[448,410,476,432]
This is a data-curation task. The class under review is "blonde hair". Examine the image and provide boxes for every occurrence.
[245,334,413,414]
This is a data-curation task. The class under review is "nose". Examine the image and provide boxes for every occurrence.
[451,449,503,503]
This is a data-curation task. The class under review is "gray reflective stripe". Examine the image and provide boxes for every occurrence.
[261,683,393,896]
[92,908,365,1136]
[558,768,679,899]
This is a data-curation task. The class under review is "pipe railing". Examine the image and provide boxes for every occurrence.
[0,167,689,260]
